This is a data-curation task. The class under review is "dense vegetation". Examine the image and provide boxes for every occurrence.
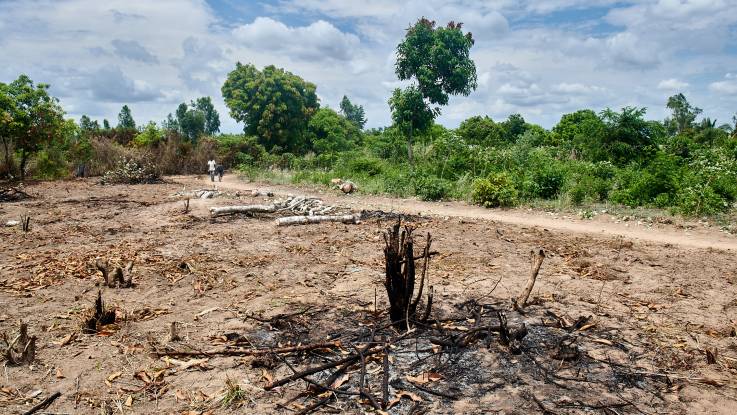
[1,18,736,217]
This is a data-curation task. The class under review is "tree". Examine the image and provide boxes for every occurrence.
[388,86,435,164]
[79,115,100,136]
[103,119,111,130]
[117,105,136,130]
[500,113,528,142]
[395,19,477,107]
[1,75,65,179]
[222,63,319,152]
[194,96,220,135]
[307,107,360,154]
[339,95,366,129]
[0,81,18,176]
[391,18,477,164]
[600,107,654,165]
[665,93,701,135]
[456,115,502,146]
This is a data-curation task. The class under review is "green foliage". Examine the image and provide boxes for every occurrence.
[456,115,502,146]
[216,134,266,168]
[472,173,518,208]
[347,156,384,177]
[117,105,136,130]
[665,93,701,135]
[395,18,477,106]
[221,63,318,153]
[413,174,452,201]
[307,107,359,154]
[133,121,165,147]
[0,74,67,179]
[339,95,366,129]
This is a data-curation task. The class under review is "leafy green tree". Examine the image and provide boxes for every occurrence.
[456,115,503,146]
[174,102,205,143]
[307,107,360,154]
[600,107,654,165]
[388,86,435,164]
[0,81,18,175]
[339,95,366,129]
[500,113,528,142]
[117,105,136,130]
[103,119,111,130]
[391,18,477,164]
[395,19,477,107]
[134,121,165,147]
[665,93,701,135]
[222,63,319,152]
[194,97,220,135]
[1,75,66,179]
[79,115,100,137]
[551,109,606,157]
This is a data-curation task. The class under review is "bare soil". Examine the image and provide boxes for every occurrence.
[1,176,736,414]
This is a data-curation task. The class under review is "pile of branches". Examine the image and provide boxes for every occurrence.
[209,194,359,226]
[0,186,30,202]
[100,158,161,185]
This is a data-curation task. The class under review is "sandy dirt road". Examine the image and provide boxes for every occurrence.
[178,174,737,251]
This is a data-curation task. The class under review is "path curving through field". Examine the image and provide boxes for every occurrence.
[175,174,737,251]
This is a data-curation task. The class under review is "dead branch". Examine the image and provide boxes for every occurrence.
[209,204,277,217]
[516,249,545,308]
[0,186,30,202]
[276,214,360,226]
[169,322,180,342]
[23,391,61,415]
[155,341,343,358]
[265,345,385,390]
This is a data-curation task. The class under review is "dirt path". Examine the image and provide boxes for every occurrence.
[177,174,737,251]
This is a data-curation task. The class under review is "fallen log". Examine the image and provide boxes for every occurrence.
[154,341,342,358]
[210,204,277,217]
[275,214,360,226]
[23,391,61,415]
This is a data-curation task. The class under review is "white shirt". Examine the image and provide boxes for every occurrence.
[207,160,216,172]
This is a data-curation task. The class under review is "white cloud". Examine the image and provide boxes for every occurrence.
[233,17,360,61]
[657,78,689,90]
[709,73,737,94]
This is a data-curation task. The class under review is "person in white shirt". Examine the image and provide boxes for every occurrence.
[207,159,216,182]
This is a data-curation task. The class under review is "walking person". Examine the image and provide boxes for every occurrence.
[207,159,216,182]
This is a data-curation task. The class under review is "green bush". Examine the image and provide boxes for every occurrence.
[347,156,384,177]
[413,175,452,201]
[471,173,518,208]
[675,184,728,216]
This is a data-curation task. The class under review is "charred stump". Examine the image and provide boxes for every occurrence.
[383,219,432,330]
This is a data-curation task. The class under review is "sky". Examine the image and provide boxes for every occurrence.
[1,0,736,133]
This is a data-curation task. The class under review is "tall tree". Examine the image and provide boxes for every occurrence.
[665,93,701,135]
[175,102,206,143]
[117,105,136,130]
[222,63,319,152]
[0,81,18,176]
[103,119,111,130]
[194,96,220,135]
[391,18,477,164]
[1,75,65,179]
[339,95,366,129]
[79,115,100,136]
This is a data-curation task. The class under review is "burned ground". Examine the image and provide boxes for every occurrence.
[1,178,736,414]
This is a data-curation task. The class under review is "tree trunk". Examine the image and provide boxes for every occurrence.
[19,149,27,181]
[407,126,414,167]
[209,204,277,217]
[275,214,360,226]
[1,137,10,177]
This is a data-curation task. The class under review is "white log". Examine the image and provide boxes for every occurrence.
[275,214,360,227]
[210,204,277,217]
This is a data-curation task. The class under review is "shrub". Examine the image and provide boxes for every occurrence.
[472,173,518,208]
[413,175,451,201]
[675,184,728,216]
[347,156,384,177]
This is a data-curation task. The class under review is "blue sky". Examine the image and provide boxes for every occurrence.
[1,0,736,132]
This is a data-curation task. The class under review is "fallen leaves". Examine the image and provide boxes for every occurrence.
[387,390,423,409]
[53,332,76,346]
[406,372,442,384]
